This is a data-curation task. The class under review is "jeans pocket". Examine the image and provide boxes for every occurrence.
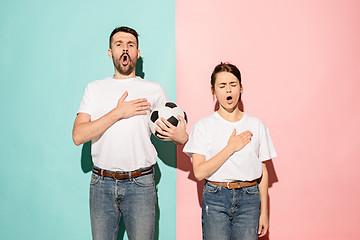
[245,184,259,194]
[132,174,155,187]
[203,182,220,193]
[90,173,101,186]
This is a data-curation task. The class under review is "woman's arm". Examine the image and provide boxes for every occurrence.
[258,162,269,237]
[192,129,252,181]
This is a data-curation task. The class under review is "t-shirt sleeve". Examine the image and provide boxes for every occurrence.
[183,121,207,158]
[258,122,277,162]
[77,83,91,116]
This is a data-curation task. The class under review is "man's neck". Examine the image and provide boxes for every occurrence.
[113,71,136,79]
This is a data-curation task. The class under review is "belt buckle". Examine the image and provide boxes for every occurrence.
[111,172,118,180]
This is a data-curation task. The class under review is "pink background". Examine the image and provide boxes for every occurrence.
[176,0,360,239]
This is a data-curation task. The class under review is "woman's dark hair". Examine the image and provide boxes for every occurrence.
[210,62,241,90]
[109,26,139,49]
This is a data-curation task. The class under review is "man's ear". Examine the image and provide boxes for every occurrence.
[108,48,112,59]
[137,49,141,59]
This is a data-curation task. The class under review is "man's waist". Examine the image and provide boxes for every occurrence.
[92,165,153,180]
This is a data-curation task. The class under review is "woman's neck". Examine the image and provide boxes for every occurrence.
[217,106,243,122]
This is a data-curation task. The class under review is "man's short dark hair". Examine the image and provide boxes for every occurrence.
[109,26,139,49]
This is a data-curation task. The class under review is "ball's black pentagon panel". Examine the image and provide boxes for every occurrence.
[165,102,177,108]
[167,116,179,126]
[150,110,159,123]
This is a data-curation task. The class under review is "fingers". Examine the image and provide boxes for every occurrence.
[154,126,171,139]
[258,224,264,237]
[119,91,128,101]
[258,216,268,237]
[133,110,148,116]
[238,130,252,136]
[177,115,186,126]
[258,224,268,237]
[135,102,150,111]
[132,98,149,104]
[155,118,176,136]
[238,130,252,140]
[231,129,236,136]
[160,117,175,129]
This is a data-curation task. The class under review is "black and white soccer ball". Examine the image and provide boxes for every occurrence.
[149,102,188,141]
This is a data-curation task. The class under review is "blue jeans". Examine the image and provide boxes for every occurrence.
[202,181,261,240]
[89,167,156,240]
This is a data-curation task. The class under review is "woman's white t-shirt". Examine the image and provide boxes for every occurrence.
[183,112,277,182]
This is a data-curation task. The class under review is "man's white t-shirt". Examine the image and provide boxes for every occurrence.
[183,112,277,182]
[77,77,168,171]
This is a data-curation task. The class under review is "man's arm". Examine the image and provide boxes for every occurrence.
[72,91,150,146]
[154,116,188,145]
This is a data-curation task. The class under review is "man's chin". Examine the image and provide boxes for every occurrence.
[116,65,135,76]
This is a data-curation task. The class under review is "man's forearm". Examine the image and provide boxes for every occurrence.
[72,110,120,145]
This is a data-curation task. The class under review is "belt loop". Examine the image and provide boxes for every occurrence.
[238,182,241,188]
[100,169,104,180]
[128,171,132,180]
[242,181,245,189]
[219,182,222,190]
[227,182,230,189]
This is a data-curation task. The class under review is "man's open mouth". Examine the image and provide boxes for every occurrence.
[122,54,129,65]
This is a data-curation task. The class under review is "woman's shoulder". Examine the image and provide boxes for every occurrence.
[194,112,218,125]
[243,113,268,127]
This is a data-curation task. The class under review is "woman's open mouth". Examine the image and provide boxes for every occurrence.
[226,96,233,104]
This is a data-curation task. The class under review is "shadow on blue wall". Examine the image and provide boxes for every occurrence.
[79,57,177,240]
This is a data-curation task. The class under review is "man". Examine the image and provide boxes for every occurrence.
[72,26,187,240]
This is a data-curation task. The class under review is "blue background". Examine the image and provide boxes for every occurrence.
[0,0,176,239]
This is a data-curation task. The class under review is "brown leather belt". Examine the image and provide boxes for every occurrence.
[207,180,258,189]
[92,167,153,180]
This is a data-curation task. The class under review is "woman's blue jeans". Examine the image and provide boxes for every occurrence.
[202,181,261,240]
[89,168,156,240]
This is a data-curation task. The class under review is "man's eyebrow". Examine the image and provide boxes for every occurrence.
[113,40,136,46]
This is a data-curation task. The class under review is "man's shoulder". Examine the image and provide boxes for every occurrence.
[86,77,113,87]
[134,77,162,87]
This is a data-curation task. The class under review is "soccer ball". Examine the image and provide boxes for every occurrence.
[149,102,188,141]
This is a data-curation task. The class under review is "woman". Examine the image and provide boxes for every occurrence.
[183,62,277,240]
